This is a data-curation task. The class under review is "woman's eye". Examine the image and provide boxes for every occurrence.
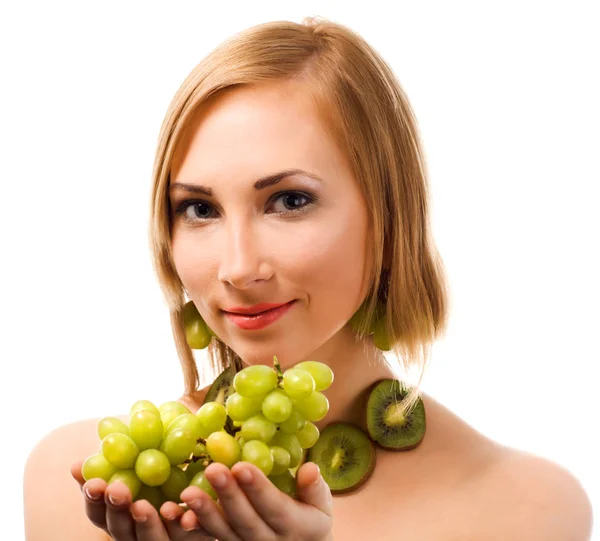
[174,191,315,224]
[269,192,313,213]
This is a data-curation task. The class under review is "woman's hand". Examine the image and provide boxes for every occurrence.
[71,459,333,541]
[178,461,333,541]
[71,459,216,540]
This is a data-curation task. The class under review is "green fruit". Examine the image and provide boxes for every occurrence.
[108,469,142,499]
[233,365,278,397]
[160,466,189,503]
[372,316,392,351]
[82,453,117,482]
[268,470,297,499]
[294,361,334,392]
[366,379,426,450]
[101,433,139,469]
[183,301,212,349]
[134,484,167,511]
[129,410,163,450]
[307,422,376,494]
[97,417,129,440]
[204,366,236,406]
[189,471,218,501]
[135,449,171,487]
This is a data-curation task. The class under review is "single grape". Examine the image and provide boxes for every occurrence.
[295,421,320,449]
[130,400,161,417]
[82,453,117,482]
[160,466,189,503]
[160,427,197,465]
[241,440,274,476]
[205,431,241,468]
[108,469,142,499]
[196,402,227,437]
[97,417,129,440]
[189,471,218,501]
[269,445,291,475]
[134,484,167,511]
[129,410,163,450]
[292,391,329,422]
[192,442,208,457]
[240,414,277,444]
[295,361,334,391]
[271,432,303,468]
[158,401,191,415]
[135,449,171,487]
[233,365,277,397]
[102,433,139,469]
[165,413,204,440]
[279,410,306,434]
[261,389,293,423]
[225,393,264,422]
[282,368,315,399]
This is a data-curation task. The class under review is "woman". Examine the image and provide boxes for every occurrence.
[24,16,592,541]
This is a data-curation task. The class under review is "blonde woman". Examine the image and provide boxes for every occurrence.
[24,17,592,541]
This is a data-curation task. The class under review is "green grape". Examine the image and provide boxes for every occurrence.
[129,410,163,450]
[225,393,264,422]
[97,417,129,440]
[372,316,392,351]
[269,470,297,499]
[196,402,227,437]
[135,449,171,487]
[82,452,118,482]
[158,401,191,416]
[130,400,160,417]
[189,471,218,501]
[240,414,277,443]
[233,365,277,397]
[271,432,303,468]
[134,484,167,511]
[108,469,142,499]
[241,440,273,476]
[205,431,241,467]
[160,427,197,465]
[292,392,329,422]
[269,445,291,475]
[184,459,207,481]
[279,410,306,434]
[165,413,204,440]
[261,389,293,423]
[295,361,334,391]
[160,410,186,435]
[102,433,139,469]
[282,368,315,399]
[160,466,189,503]
[295,421,320,449]
[183,300,212,349]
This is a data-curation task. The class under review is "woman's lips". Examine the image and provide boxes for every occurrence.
[224,300,296,330]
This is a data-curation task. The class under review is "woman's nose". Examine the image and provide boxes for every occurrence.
[217,218,271,289]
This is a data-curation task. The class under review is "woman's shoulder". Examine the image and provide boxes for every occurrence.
[419,393,593,539]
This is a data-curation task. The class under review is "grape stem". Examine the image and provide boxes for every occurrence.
[273,355,284,385]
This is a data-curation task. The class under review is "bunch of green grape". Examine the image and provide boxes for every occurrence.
[81,356,333,508]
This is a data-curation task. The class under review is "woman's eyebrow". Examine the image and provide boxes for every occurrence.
[169,168,322,196]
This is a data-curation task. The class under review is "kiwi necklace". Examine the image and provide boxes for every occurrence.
[203,366,426,495]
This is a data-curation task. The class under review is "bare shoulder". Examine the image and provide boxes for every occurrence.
[470,447,594,540]
[24,417,120,541]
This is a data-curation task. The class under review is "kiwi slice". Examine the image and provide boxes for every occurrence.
[366,379,426,451]
[203,365,235,406]
[306,422,376,494]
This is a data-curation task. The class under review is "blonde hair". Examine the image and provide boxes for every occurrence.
[148,16,451,416]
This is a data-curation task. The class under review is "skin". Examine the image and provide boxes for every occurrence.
[71,79,397,540]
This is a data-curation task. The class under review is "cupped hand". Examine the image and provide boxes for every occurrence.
[71,459,215,540]
[177,460,333,541]
[72,459,333,541]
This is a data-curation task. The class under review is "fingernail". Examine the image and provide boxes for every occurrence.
[236,468,252,485]
[108,494,124,506]
[131,511,147,523]
[211,472,227,488]
[84,487,100,500]
[188,498,202,511]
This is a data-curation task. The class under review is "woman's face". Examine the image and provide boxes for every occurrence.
[169,80,372,368]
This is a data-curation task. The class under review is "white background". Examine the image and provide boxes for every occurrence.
[2,0,598,538]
